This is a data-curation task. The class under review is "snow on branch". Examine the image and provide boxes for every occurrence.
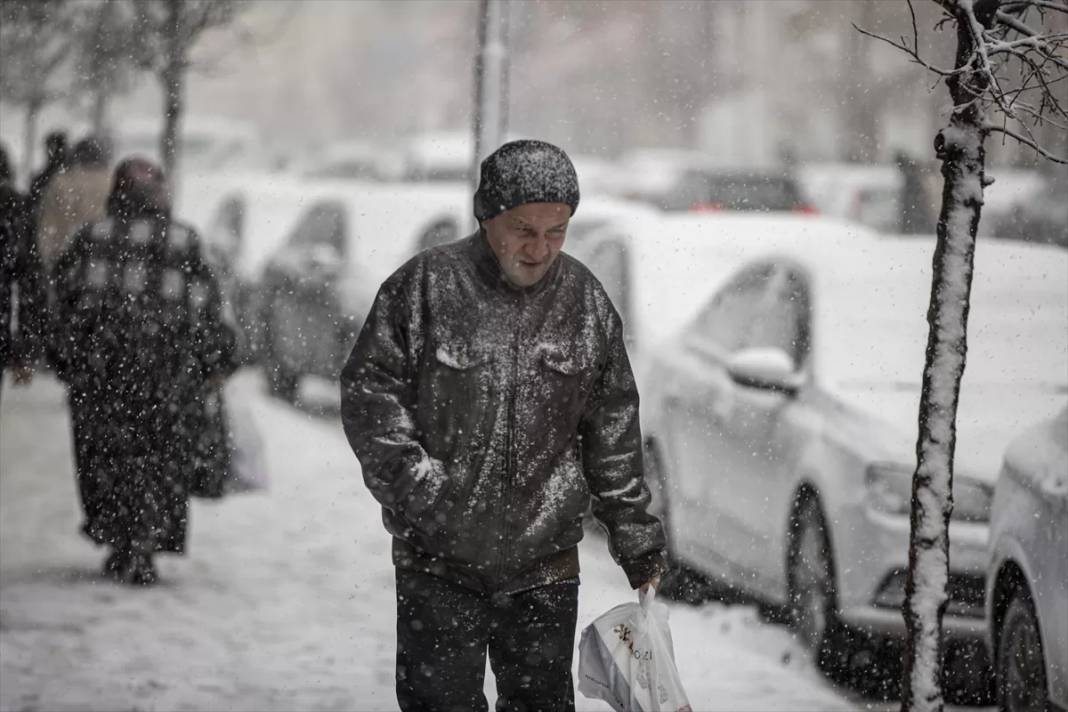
[859,0,1068,163]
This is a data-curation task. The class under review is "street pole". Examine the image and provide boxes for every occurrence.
[470,0,510,232]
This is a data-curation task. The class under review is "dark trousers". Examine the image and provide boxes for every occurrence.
[395,569,579,712]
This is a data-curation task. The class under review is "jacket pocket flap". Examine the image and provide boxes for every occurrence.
[434,344,493,370]
[541,351,585,376]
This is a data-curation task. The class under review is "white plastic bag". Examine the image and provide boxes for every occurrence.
[224,397,269,493]
[578,588,692,712]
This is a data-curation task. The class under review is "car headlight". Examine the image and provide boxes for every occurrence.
[865,463,992,523]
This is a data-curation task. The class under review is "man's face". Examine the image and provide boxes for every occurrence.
[483,202,570,288]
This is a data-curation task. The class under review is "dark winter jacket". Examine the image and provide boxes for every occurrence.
[341,232,667,594]
[0,184,47,369]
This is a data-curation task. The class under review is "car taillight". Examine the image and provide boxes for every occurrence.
[793,204,818,215]
[690,202,723,212]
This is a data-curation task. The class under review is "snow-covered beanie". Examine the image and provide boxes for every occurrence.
[473,139,580,222]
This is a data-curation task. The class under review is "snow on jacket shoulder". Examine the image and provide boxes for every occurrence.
[340,232,667,594]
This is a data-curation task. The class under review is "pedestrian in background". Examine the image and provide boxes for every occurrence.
[26,131,69,225]
[0,143,47,404]
[341,139,667,711]
[37,136,112,270]
[50,158,239,585]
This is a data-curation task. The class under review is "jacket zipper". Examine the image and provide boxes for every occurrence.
[495,291,523,588]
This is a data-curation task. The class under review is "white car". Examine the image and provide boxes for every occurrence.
[796,162,904,234]
[639,235,1067,676]
[987,406,1068,711]
[258,180,468,400]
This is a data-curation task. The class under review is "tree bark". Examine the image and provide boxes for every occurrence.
[90,87,108,138]
[160,0,185,201]
[900,1,998,710]
[21,98,40,185]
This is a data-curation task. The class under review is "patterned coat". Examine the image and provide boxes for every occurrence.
[51,211,238,553]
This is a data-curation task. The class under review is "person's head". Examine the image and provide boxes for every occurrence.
[44,131,68,163]
[0,142,11,186]
[473,139,580,288]
[107,157,169,217]
[71,136,110,168]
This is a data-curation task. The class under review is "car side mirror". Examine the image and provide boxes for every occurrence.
[307,243,342,273]
[726,347,803,395]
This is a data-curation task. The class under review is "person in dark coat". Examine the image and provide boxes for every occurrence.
[27,131,69,223]
[340,139,667,711]
[51,157,239,585]
[37,136,111,270]
[1,142,47,403]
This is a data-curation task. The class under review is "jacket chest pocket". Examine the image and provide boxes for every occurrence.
[536,349,597,422]
[420,344,496,451]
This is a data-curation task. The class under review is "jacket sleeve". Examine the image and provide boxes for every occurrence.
[339,276,446,519]
[580,307,668,589]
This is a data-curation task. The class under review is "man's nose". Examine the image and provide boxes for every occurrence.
[526,235,550,261]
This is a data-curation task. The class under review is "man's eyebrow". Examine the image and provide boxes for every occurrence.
[549,220,569,231]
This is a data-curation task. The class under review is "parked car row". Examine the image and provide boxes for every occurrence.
[567,210,1067,704]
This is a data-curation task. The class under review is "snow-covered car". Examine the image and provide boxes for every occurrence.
[566,212,877,357]
[290,140,403,182]
[987,406,1068,711]
[258,181,467,400]
[654,168,813,215]
[640,236,1068,673]
[399,131,472,183]
[796,162,904,234]
[198,175,320,358]
[112,115,269,176]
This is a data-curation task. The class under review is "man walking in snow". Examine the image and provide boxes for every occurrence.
[341,139,667,711]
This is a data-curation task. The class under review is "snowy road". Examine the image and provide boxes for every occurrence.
[3,371,876,711]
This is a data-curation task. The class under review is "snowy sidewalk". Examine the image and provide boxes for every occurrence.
[2,371,857,711]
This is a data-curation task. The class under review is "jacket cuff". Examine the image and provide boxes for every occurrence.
[621,549,670,589]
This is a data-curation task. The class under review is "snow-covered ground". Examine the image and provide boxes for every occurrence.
[2,371,903,711]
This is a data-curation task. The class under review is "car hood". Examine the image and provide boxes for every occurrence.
[835,383,1067,483]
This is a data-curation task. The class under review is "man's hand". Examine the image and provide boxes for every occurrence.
[13,365,34,386]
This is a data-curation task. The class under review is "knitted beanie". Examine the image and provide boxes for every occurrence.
[473,139,580,222]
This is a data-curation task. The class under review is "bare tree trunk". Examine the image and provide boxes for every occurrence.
[90,87,108,138]
[160,0,184,201]
[21,98,40,185]
[843,0,877,163]
[900,2,998,710]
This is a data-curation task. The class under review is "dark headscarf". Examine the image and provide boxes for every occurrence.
[106,157,170,218]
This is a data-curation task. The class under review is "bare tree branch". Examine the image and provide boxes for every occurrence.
[1002,0,1068,13]
[852,23,965,75]
[984,123,1068,161]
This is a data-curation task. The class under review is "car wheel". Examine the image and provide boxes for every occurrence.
[787,494,841,666]
[997,588,1050,712]
[263,304,299,403]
